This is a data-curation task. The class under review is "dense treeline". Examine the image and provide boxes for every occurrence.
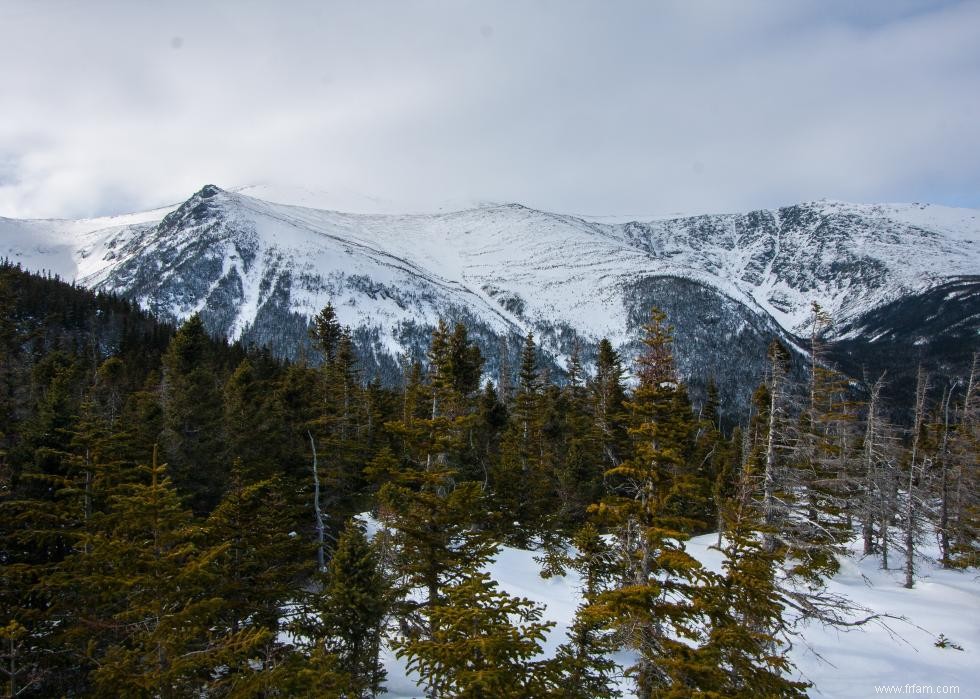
[1,262,977,698]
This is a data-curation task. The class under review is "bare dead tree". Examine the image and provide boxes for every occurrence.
[308,431,326,572]
[903,367,930,589]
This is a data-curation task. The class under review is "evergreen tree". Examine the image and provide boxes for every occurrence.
[311,326,370,532]
[697,460,810,697]
[223,359,291,483]
[945,356,979,567]
[550,342,606,529]
[553,524,622,698]
[160,314,226,514]
[310,302,343,363]
[380,321,495,639]
[472,381,507,489]
[493,332,553,542]
[204,463,308,696]
[0,269,19,491]
[297,520,389,698]
[395,571,558,698]
[589,339,629,471]
[746,341,794,557]
[793,303,857,578]
[65,446,267,696]
[857,375,900,562]
[0,354,93,696]
[592,309,707,698]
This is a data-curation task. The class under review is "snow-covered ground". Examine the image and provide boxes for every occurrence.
[380,532,979,698]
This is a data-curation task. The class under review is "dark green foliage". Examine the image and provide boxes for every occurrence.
[395,571,558,698]
[552,524,622,698]
[1,264,976,698]
[204,464,309,694]
[696,469,810,698]
[161,314,226,514]
[591,309,710,697]
[63,449,269,697]
[309,302,343,363]
[491,332,556,543]
[296,519,390,697]
[590,338,630,471]
[379,321,498,642]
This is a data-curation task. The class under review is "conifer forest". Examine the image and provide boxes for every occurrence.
[1,261,977,698]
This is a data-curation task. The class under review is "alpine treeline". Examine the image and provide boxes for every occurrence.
[1,262,977,698]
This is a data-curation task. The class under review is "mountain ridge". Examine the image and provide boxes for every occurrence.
[3,184,977,415]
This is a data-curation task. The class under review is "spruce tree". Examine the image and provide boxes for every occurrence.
[493,332,553,543]
[395,571,558,698]
[310,302,343,364]
[66,446,266,696]
[310,326,370,532]
[697,461,810,697]
[553,524,622,699]
[589,338,629,470]
[0,355,92,696]
[223,359,289,483]
[946,356,979,567]
[379,321,495,638]
[204,462,308,696]
[296,519,390,698]
[553,343,605,529]
[592,308,707,698]
[160,314,226,514]
[793,303,857,578]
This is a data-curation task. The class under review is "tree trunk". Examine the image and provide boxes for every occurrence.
[308,432,325,572]
[904,368,928,589]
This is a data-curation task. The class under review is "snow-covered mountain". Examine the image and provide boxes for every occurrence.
[3,185,978,411]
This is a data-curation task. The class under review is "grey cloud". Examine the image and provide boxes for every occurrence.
[0,0,978,218]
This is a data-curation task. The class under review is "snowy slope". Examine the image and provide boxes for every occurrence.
[378,533,980,698]
[231,183,501,216]
[611,200,980,334]
[2,185,977,403]
[4,186,975,340]
[0,204,177,281]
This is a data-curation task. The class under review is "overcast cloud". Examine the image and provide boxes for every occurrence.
[1,0,978,219]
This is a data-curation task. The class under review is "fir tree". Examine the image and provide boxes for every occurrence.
[592,308,707,698]
[65,446,267,696]
[297,519,390,698]
[553,524,622,698]
[589,338,629,470]
[395,571,558,698]
[160,314,226,514]
[697,460,810,697]
[380,321,495,639]
[310,302,343,364]
[946,355,979,567]
[310,326,370,532]
[204,462,308,695]
[493,332,553,543]
[793,302,857,578]
[541,341,607,530]
[223,359,290,483]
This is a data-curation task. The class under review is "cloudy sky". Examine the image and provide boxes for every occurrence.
[1,0,978,219]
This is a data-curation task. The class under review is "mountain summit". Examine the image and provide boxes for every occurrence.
[2,186,977,412]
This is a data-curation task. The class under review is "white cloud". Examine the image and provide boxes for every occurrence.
[0,0,978,218]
